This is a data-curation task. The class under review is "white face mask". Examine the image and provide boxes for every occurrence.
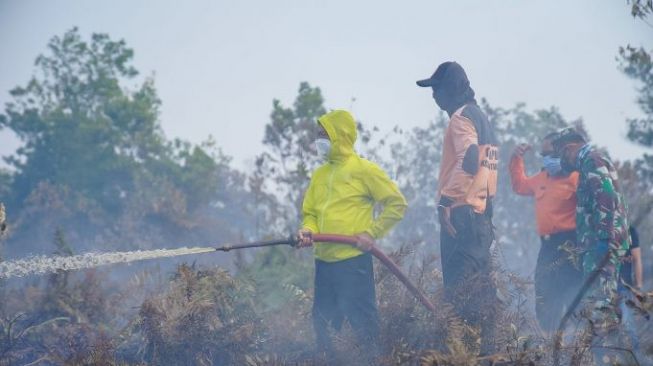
[314,138,331,159]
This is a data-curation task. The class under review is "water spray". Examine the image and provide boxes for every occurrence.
[0,233,436,315]
[0,247,217,279]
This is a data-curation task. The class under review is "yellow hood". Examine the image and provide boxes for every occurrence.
[317,110,357,163]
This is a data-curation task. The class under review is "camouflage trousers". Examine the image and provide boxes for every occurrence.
[574,248,629,365]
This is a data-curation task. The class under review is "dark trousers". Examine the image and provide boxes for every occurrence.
[313,254,379,358]
[440,205,497,353]
[534,230,583,332]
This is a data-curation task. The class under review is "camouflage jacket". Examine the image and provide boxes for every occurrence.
[575,145,630,277]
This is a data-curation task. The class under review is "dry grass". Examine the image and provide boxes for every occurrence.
[0,241,651,365]
[136,264,264,365]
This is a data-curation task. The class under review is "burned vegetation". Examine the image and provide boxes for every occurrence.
[2,237,651,365]
[2,13,653,365]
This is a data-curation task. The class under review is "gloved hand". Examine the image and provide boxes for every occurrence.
[296,229,313,248]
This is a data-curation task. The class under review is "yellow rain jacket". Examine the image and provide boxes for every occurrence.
[302,110,407,262]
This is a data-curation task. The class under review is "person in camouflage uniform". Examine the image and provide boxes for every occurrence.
[554,128,630,302]
[553,128,631,364]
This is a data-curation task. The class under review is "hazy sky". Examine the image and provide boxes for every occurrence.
[1,0,651,170]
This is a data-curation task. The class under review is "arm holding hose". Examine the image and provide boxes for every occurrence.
[297,225,376,251]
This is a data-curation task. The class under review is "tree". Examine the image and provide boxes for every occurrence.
[620,46,653,149]
[618,46,653,228]
[255,82,327,233]
[0,27,165,212]
[620,0,653,180]
[618,3,653,294]
[628,0,653,20]
[0,28,260,257]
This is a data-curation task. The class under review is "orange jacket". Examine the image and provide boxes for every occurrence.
[438,104,498,214]
[509,155,578,236]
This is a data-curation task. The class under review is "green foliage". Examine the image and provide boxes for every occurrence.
[628,0,653,19]
[239,246,313,311]
[619,45,653,148]
[619,0,653,288]
[0,28,260,256]
[618,20,653,298]
[0,27,162,210]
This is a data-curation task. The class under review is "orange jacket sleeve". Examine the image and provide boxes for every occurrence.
[509,155,535,196]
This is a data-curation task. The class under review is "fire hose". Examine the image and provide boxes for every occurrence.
[216,233,437,314]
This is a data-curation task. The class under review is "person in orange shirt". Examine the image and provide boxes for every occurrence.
[509,133,583,332]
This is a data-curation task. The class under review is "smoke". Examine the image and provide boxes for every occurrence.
[0,246,216,279]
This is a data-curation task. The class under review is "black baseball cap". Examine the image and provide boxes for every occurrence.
[416,61,460,88]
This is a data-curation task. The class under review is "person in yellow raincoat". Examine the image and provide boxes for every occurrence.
[297,110,407,359]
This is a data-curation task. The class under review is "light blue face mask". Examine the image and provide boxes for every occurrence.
[542,155,562,176]
[314,138,331,159]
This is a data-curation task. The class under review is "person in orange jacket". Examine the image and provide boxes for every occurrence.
[509,132,583,332]
[417,61,499,354]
